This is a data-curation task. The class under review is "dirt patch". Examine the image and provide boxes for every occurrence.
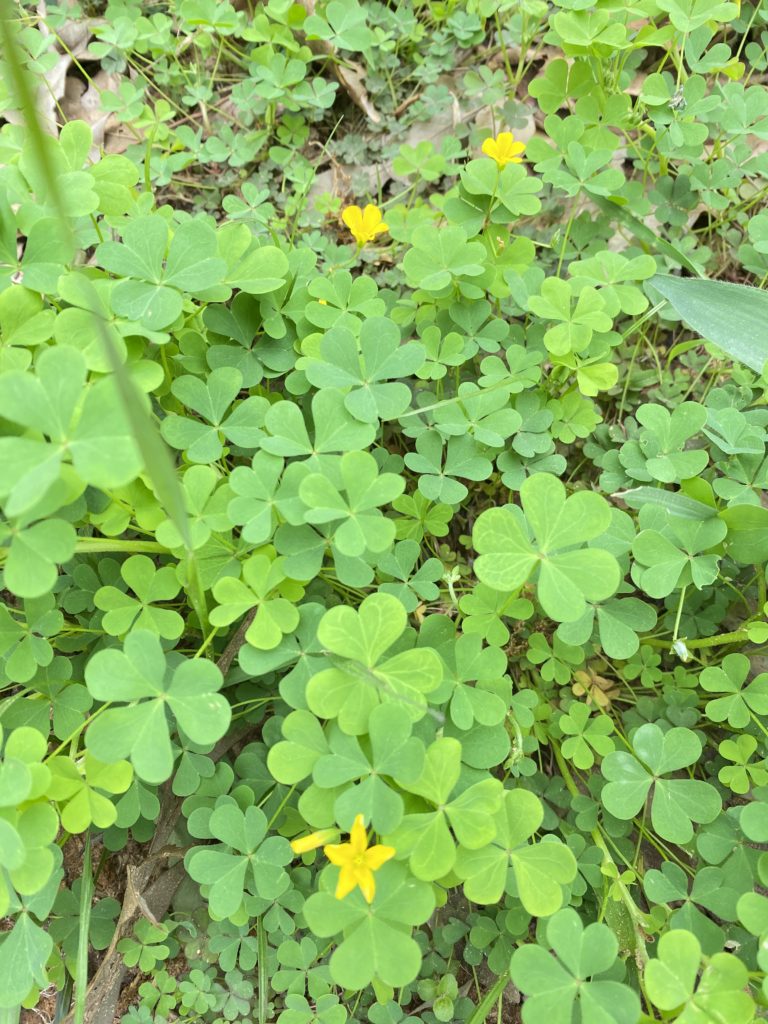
[22,986,57,1024]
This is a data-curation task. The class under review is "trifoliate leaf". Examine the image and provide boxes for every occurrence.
[85,631,231,783]
[473,474,620,622]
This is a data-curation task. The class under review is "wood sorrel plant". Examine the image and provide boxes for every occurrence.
[2,0,768,1022]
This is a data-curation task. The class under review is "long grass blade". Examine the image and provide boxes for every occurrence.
[257,916,269,1024]
[73,831,93,1024]
[0,2,208,630]
[53,974,74,1024]
[465,971,511,1024]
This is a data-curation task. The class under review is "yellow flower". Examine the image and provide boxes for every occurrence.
[324,814,395,903]
[481,131,526,167]
[341,204,389,247]
[290,828,338,855]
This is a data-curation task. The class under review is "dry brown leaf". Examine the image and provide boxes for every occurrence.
[572,668,620,708]
[60,68,121,156]
[295,0,382,124]
[334,59,381,124]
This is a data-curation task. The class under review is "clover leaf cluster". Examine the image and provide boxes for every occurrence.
[3,0,768,1021]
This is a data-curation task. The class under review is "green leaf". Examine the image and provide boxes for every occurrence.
[388,738,503,881]
[0,595,63,684]
[312,705,425,833]
[262,389,375,456]
[472,474,620,622]
[631,517,726,598]
[651,274,768,375]
[94,554,184,639]
[268,709,330,785]
[0,912,53,1008]
[527,278,612,356]
[0,518,76,599]
[210,554,302,651]
[302,317,424,423]
[304,0,377,50]
[405,430,493,505]
[186,804,292,919]
[306,593,442,734]
[303,862,435,990]
[402,226,486,294]
[85,630,231,783]
[299,451,403,557]
[656,0,739,31]
[601,723,721,844]
[228,452,283,546]
[47,753,132,833]
[509,908,640,1024]
[455,789,576,915]
[644,862,736,955]
[96,215,228,330]
[645,930,754,1023]
[0,346,142,515]
[161,367,268,463]
[700,653,768,728]
[559,703,615,770]
[558,596,657,660]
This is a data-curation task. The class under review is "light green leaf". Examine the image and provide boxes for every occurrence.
[473,474,620,621]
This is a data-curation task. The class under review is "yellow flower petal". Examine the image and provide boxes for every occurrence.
[481,137,499,160]
[482,131,526,167]
[325,815,396,901]
[335,865,359,900]
[364,844,395,871]
[290,828,337,854]
[361,204,382,229]
[357,867,376,903]
[349,814,368,855]
[341,203,388,245]
[324,842,352,866]
[342,205,363,231]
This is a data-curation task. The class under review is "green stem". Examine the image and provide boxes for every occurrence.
[672,585,687,645]
[0,536,171,565]
[494,12,514,85]
[643,627,750,652]
[552,740,649,964]
[45,703,112,762]
[556,206,576,276]
[750,712,768,741]
[76,538,169,554]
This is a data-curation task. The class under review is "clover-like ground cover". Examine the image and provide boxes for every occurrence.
[3,1,768,1023]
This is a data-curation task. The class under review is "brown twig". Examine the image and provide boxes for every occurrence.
[216,606,257,676]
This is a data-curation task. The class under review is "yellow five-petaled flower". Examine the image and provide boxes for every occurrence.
[342,204,389,247]
[481,131,526,167]
[324,814,395,903]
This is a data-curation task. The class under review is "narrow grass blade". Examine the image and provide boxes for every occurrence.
[0,1,207,630]
[257,916,268,1024]
[73,832,93,1024]
[54,974,74,1024]
[466,971,512,1024]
